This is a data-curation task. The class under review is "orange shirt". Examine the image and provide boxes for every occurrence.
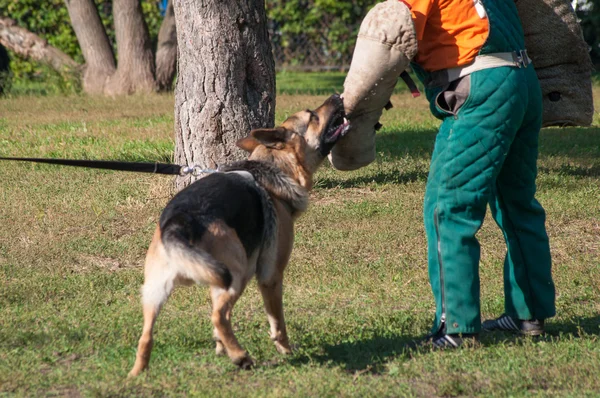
[404,0,489,72]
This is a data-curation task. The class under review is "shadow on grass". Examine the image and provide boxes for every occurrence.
[375,129,436,160]
[312,125,600,190]
[289,316,600,373]
[547,315,600,336]
[539,127,600,160]
[477,316,600,348]
[291,333,417,374]
[366,125,600,163]
[312,128,434,189]
[539,164,600,177]
[315,169,429,189]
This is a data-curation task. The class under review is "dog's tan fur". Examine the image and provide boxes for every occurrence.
[129,96,346,376]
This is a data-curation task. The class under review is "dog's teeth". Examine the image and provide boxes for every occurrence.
[343,117,349,124]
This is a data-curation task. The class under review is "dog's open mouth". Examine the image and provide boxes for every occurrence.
[324,109,350,144]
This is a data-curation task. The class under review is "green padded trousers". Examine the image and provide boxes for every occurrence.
[424,64,556,335]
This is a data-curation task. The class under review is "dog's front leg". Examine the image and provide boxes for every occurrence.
[259,274,292,355]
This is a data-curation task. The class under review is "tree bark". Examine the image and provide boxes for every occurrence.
[63,0,115,94]
[0,43,9,95]
[104,0,156,95]
[172,0,276,190]
[0,17,79,73]
[155,0,177,91]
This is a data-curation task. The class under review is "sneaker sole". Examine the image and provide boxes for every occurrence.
[482,327,544,336]
[482,316,544,336]
[521,329,544,337]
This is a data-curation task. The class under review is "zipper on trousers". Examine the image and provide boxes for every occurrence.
[434,207,447,330]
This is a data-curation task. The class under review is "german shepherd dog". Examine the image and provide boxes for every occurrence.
[129,94,349,376]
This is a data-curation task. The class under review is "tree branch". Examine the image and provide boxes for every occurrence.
[0,17,80,73]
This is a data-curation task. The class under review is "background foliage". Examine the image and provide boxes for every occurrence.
[266,0,376,69]
[0,0,162,92]
[576,0,600,64]
[1,0,599,93]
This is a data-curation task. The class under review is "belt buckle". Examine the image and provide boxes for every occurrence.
[520,50,530,67]
[513,50,529,68]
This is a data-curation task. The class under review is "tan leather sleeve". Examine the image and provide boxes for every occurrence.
[516,0,594,127]
[329,0,417,171]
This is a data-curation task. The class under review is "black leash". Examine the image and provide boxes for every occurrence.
[0,156,217,176]
[1,78,421,176]
[400,71,421,98]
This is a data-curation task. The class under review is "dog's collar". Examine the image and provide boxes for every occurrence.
[218,160,308,213]
[225,170,255,181]
[179,166,255,183]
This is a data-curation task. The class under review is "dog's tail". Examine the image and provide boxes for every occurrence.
[160,216,233,289]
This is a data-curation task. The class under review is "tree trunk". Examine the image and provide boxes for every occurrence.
[172,0,276,190]
[0,17,79,73]
[155,0,177,91]
[0,43,9,95]
[63,0,115,94]
[104,0,156,95]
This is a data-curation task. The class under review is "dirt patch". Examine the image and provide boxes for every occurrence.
[75,255,140,272]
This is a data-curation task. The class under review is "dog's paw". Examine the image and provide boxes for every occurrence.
[274,340,293,355]
[128,368,142,378]
[233,355,254,370]
[215,341,226,356]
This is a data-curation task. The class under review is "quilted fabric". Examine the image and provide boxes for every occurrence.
[424,65,556,335]
[479,0,525,55]
[421,0,556,335]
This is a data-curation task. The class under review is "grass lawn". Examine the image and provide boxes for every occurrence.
[0,75,599,396]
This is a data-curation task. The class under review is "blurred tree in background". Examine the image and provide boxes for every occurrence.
[0,43,9,94]
[0,0,161,86]
[0,0,597,93]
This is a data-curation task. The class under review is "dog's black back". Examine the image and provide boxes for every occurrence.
[160,172,265,256]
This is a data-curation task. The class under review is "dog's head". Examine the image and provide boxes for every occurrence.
[236,94,349,189]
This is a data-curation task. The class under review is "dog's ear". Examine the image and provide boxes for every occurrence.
[250,127,292,149]
[236,136,261,153]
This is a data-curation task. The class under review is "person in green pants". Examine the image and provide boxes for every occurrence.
[337,0,558,347]
[402,0,556,347]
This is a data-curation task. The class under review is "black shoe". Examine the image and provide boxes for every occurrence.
[421,330,478,349]
[482,314,545,336]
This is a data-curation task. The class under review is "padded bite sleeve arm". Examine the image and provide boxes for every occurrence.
[516,0,594,127]
[329,0,418,171]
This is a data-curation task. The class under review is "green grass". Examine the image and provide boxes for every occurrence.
[276,71,416,95]
[6,69,600,96]
[5,70,415,97]
[0,87,599,397]
[276,71,347,95]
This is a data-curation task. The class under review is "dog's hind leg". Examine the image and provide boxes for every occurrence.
[212,292,235,357]
[259,273,292,355]
[199,221,254,367]
[210,285,253,369]
[129,228,175,377]
[212,289,237,357]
